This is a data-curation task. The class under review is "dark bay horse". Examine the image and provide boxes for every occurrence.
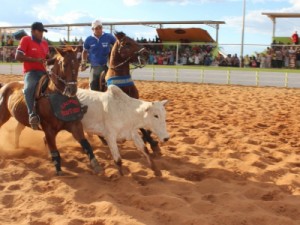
[0,46,101,175]
[101,32,162,155]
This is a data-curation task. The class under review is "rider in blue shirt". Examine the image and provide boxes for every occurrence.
[81,19,116,91]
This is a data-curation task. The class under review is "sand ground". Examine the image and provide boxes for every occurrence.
[0,74,300,225]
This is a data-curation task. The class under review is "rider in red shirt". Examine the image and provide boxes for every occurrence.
[15,22,50,129]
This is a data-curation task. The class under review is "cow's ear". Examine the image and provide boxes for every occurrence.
[144,104,152,112]
[161,100,168,106]
[137,102,150,114]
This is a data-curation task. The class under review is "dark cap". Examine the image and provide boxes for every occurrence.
[31,22,47,32]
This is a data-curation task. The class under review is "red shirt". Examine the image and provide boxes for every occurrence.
[17,36,49,73]
[292,33,299,44]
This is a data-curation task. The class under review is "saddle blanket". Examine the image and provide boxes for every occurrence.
[106,75,134,87]
[49,93,84,122]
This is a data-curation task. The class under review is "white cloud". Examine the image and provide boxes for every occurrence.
[47,0,60,10]
[123,0,142,6]
[28,1,94,25]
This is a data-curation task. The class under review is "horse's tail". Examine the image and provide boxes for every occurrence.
[0,82,22,127]
[0,82,3,89]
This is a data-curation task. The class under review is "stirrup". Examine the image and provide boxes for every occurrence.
[29,114,40,130]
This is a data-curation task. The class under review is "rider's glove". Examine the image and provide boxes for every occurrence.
[80,61,89,71]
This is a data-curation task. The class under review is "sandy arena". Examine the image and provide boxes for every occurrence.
[0,74,300,225]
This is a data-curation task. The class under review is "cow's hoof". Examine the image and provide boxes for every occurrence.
[91,158,102,174]
[114,160,124,176]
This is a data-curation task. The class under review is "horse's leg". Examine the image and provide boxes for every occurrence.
[69,123,102,174]
[105,135,123,176]
[99,70,107,92]
[44,131,62,175]
[80,139,102,174]
[15,122,26,148]
[140,128,162,156]
[132,131,162,177]
[98,135,108,146]
[86,133,107,146]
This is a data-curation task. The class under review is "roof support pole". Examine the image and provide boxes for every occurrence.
[240,0,246,67]
[215,24,219,44]
[67,25,71,42]
[271,17,276,39]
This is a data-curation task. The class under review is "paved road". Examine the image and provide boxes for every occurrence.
[1,64,300,88]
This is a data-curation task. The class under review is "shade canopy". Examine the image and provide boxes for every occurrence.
[156,28,215,43]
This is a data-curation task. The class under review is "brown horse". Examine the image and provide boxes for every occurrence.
[100,32,162,155]
[0,46,101,175]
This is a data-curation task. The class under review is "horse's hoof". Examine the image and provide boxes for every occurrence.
[118,168,124,176]
[56,171,63,176]
[91,158,102,174]
[154,169,162,177]
[151,145,162,157]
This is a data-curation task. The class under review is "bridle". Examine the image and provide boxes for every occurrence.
[47,54,78,96]
[110,36,148,70]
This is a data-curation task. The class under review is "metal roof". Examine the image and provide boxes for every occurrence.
[0,20,225,30]
[262,12,300,38]
[156,28,215,42]
[0,20,225,43]
[262,12,300,19]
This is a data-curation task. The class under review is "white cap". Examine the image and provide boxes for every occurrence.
[92,19,102,29]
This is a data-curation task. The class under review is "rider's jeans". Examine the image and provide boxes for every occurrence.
[23,70,45,116]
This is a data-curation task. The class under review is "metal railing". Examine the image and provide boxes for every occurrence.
[1,43,299,88]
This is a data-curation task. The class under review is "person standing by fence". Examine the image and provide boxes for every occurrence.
[80,19,116,91]
[291,31,299,45]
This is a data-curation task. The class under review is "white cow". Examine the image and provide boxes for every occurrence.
[76,85,169,176]
[13,85,169,176]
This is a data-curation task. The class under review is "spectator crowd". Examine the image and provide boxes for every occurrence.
[1,33,300,69]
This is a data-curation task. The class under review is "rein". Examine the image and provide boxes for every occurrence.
[110,44,147,71]
[46,57,78,95]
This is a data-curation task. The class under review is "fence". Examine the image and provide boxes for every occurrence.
[0,62,299,88]
[0,43,299,88]
[131,67,300,88]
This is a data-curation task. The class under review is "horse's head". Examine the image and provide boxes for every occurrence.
[113,32,149,68]
[50,46,79,97]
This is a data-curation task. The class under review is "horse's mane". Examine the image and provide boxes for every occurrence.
[114,31,132,40]
[115,31,126,36]
[54,45,77,59]
[61,45,76,52]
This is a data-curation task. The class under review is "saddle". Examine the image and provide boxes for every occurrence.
[33,75,87,122]
[34,75,49,99]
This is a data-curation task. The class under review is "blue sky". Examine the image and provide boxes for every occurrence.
[1,0,299,55]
